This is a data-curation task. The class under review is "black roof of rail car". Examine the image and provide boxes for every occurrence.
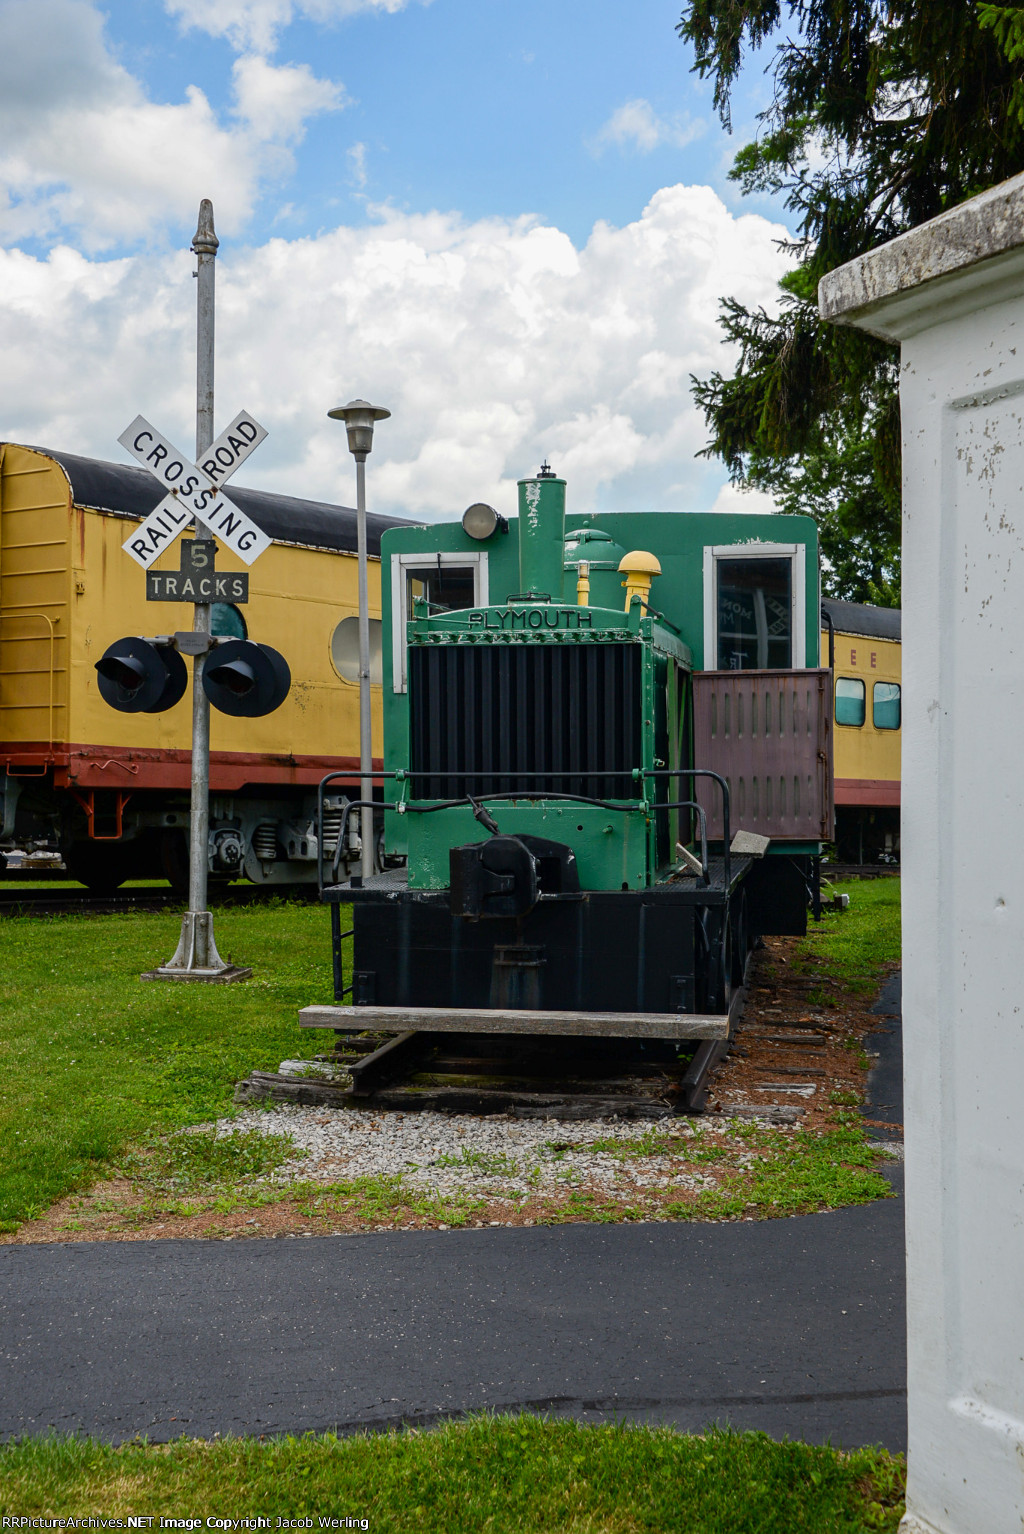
[821,597,901,642]
[13,444,411,557]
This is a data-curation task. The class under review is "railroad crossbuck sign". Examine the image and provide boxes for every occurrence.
[118,410,271,568]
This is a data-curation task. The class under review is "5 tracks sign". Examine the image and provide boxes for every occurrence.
[145,538,249,603]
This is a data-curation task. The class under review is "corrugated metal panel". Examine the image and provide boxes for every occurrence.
[692,669,834,841]
[409,642,642,800]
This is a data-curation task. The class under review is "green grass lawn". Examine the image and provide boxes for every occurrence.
[0,881,901,1233]
[806,877,901,993]
[0,899,340,1230]
[0,1417,906,1532]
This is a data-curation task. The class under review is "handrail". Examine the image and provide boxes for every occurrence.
[328,798,397,888]
[640,769,732,890]
[317,765,733,892]
[316,771,393,892]
[0,612,56,759]
[322,791,640,890]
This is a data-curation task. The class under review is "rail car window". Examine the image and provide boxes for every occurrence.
[211,603,247,640]
[873,681,901,730]
[331,617,383,685]
[835,677,866,726]
[715,557,793,670]
[391,551,488,691]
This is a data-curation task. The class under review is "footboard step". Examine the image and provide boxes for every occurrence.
[298,1004,729,1042]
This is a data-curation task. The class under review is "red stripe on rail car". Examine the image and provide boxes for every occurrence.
[4,743,380,791]
[834,778,901,807]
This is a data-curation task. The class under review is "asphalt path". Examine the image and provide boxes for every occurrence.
[865,972,904,1139]
[1,1182,906,1451]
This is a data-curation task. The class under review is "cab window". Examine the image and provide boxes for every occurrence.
[835,677,866,727]
[391,552,488,691]
[716,556,793,670]
[873,681,901,730]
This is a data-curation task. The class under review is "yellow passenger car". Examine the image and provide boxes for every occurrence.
[821,598,901,864]
[0,442,406,889]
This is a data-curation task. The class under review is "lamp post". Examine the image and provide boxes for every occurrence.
[328,399,390,882]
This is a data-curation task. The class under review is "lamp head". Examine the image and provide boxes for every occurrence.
[327,398,391,459]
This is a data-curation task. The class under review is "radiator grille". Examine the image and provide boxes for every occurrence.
[409,642,642,800]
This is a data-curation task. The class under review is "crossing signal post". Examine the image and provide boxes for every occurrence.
[99,199,284,981]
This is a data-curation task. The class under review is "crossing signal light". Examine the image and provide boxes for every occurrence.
[202,640,290,717]
[95,637,187,713]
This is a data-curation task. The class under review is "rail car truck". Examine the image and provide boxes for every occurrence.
[307,464,834,1062]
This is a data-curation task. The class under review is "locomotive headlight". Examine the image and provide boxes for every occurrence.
[462,502,507,540]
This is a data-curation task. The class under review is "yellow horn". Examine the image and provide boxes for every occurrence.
[618,550,662,613]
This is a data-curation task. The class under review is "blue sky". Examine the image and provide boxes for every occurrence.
[0,0,794,517]
[98,0,784,252]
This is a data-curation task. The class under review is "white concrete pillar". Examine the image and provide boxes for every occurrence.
[820,174,1024,1534]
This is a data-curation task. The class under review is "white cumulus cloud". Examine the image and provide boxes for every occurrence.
[0,185,789,518]
[711,481,780,515]
[0,0,344,250]
[233,53,345,140]
[593,99,706,155]
[347,141,369,190]
[164,0,422,54]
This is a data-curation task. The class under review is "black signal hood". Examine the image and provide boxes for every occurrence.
[202,640,290,717]
[208,656,257,697]
[94,637,187,714]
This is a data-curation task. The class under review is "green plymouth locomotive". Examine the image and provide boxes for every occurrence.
[308,464,832,1097]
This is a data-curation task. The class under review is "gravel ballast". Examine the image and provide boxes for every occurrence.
[223,1103,733,1204]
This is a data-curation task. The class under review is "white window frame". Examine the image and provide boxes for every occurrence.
[703,543,806,671]
[390,551,489,692]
